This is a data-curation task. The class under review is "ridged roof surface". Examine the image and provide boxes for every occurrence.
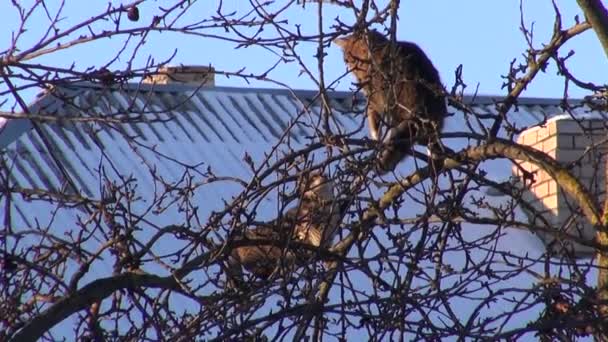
[4,82,604,338]
[0,83,576,200]
[0,82,585,239]
[12,82,608,252]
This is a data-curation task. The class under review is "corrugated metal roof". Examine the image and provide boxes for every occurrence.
[0,82,597,230]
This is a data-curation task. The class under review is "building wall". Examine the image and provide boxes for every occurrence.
[513,118,608,256]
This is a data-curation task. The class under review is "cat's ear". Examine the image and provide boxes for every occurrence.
[333,36,349,48]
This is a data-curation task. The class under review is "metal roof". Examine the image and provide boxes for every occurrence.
[0,81,593,231]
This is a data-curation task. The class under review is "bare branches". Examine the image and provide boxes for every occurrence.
[491,14,590,138]
[1,1,607,341]
[9,272,182,342]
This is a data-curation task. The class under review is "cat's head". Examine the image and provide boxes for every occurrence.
[297,172,334,203]
[334,30,387,68]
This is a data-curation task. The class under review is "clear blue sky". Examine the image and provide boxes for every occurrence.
[1,0,605,106]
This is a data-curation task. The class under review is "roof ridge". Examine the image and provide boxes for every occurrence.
[42,81,580,106]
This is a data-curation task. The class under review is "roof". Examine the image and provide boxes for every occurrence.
[0,81,583,193]
[0,82,592,242]
[1,82,600,338]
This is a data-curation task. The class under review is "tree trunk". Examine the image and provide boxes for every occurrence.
[596,152,608,341]
[577,0,608,59]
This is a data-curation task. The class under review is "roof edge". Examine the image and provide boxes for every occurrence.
[0,81,586,149]
[37,81,583,107]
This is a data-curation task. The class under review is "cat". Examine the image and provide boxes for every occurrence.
[335,29,447,173]
[229,173,341,280]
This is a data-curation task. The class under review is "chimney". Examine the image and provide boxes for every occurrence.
[513,117,608,257]
[143,65,215,86]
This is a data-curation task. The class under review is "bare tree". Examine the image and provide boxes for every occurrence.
[2,0,608,341]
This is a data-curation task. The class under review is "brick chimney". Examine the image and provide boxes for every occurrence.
[143,65,215,86]
[513,117,607,257]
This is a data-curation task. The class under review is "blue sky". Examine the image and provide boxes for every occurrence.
[1,0,605,107]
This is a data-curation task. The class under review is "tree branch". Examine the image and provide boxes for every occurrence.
[9,272,181,342]
[489,20,590,137]
[577,0,608,59]
[297,138,603,338]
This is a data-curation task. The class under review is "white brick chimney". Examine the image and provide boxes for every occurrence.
[513,117,607,257]
[143,65,215,86]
